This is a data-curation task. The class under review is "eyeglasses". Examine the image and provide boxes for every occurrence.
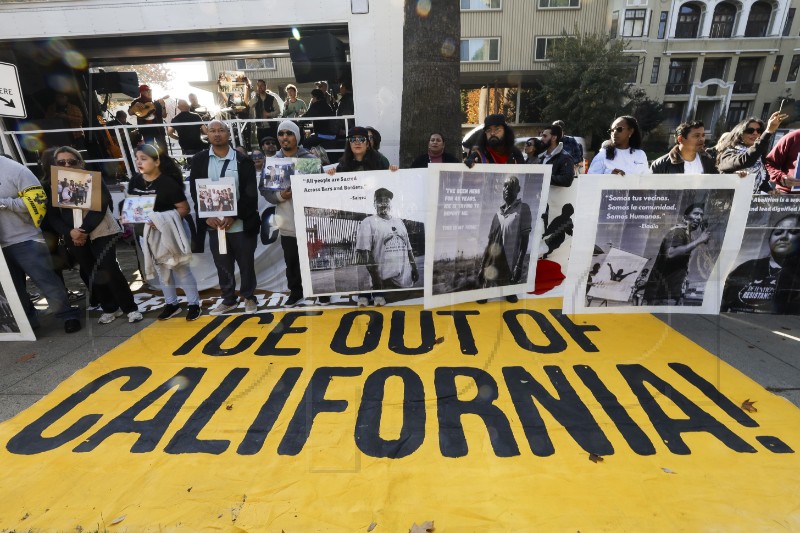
[277,131,295,137]
[348,136,367,144]
[608,126,626,134]
[55,159,81,167]
[743,127,764,135]
[251,154,265,159]
[263,141,277,145]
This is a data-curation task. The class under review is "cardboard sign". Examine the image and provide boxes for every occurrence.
[49,167,102,212]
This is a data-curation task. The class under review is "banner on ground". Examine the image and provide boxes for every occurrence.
[721,194,800,314]
[564,174,752,314]
[292,169,427,298]
[424,163,551,308]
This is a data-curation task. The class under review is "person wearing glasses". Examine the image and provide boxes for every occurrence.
[716,113,787,193]
[330,126,396,173]
[472,114,525,165]
[261,120,325,307]
[410,132,460,168]
[0,154,82,333]
[260,136,278,157]
[651,121,717,175]
[588,116,650,176]
[250,149,265,175]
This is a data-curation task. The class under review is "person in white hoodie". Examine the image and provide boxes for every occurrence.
[260,120,327,307]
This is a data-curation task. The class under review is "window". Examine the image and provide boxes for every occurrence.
[733,57,761,93]
[623,9,647,37]
[666,58,694,94]
[610,11,619,38]
[783,8,795,36]
[657,11,668,38]
[460,38,500,62]
[650,57,661,84]
[664,102,686,126]
[761,102,772,121]
[623,56,640,83]
[235,58,276,70]
[675,3,701,38]
[745,1,771,37]
[461,0,501,10]
[771,55,783,82]
[788,55,800,82]
[710,3,736,38]
[538,0,579,8]
[727,101,750,124]
[701,58,727,81]
[534,37,562,60]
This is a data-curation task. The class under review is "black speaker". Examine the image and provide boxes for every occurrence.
[91,71,140,98]
[288,34,350,84]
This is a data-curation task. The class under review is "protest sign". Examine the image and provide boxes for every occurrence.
[49,167,101,212]
[0,250,35,341]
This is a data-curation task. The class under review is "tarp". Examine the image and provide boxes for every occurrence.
[1,299,798,531]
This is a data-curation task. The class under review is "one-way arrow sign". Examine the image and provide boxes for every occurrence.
[0,62,26,119]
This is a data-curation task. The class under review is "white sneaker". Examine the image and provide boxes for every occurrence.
[245,299,258,314]
[128,310,144,323]
[374,296,386,307]
[210,301,239,315]
[98,310,123,324]
[357,296,369,307]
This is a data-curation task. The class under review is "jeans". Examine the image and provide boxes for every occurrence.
[280,235,303,298]
[2,240,79,324]
[155,262,200,306]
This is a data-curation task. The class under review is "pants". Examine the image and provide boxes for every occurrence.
[2,240,79,325]
[208,230,257,305]
[280,235,303,298]
[68,234,137,314]
[155,262,200,306]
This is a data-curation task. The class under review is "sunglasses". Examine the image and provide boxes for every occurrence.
[252,154,265,159]
[348,136,367,144]
[743,127,764,134]
[55,159,81,167]
[608,126,626,134]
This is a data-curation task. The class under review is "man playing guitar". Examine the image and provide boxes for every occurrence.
[128,84,167,153]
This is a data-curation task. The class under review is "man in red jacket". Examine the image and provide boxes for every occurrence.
[766,129,800,194]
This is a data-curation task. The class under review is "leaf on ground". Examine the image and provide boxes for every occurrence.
[15,353,35,363]
[589,453,604,463]
[741,399,757,413]
[226,404,233,410]
[21,512,29,520]
[409,521,433,533]
[368,522,378,531]
[661,467,676,474]
[187,486,192,492]
[110,515,126,525]
[434,337,445,345]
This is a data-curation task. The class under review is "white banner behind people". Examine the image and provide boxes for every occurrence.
[292,169,427,297]
[564,174,752,314]
[424,163,551,308]
[721,194,800,314]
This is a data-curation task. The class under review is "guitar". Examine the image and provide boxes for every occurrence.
[129,101,155,118]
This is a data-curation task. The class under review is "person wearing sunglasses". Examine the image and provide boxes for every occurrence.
[329,126,395,173]
[651,121,717,175]
[260,136,278,157]
[716,112,788,193]
[587,115,650,176]
[46,147,143,325]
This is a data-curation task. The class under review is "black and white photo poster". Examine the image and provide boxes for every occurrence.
[721,194,800,314]
[0,251,35,341]
[424,163,551,308]
[292,169,427,297]
[564,175,752,314]
[528,185,578,299]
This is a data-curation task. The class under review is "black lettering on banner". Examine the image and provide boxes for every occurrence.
[669,363,759,427]
[548,310,600,352]
[255,311,322,356]
[6,367,152,455]
[434,367,520,458]
[238,367,304,455]
[436,310,479,355]
[388,310,436,355]
[164,368,250,455]
[618,364,757,455]
[574,365,656,455]
[173,317,227,355]
[73,368,207,453]
[503,366,614,456]
[203,315,274,356]
[330,311,383,355]
[355,367,426,458]
[503,310,568,353]
[278,367,364,455]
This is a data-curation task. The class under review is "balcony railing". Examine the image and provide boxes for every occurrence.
[733,82,760,93]
[665,83,691,95]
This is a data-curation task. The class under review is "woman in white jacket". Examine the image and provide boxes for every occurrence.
[588,115,651,176]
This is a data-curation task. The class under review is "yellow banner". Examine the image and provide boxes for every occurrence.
[1,299,798,531]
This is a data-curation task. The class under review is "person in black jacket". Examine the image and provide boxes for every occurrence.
[716,112,788,193]
[650,121,717,175]
[473,114,525,165]
[410,132,461,168]
[536,124,575,187]
[189,120,259,315]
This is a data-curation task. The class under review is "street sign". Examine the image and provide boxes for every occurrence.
[0,62,26,119]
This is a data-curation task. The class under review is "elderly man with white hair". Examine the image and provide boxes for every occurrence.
[188,119,260,315]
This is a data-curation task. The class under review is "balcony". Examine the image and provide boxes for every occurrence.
[665,83,691,95]
[733,82,760,94]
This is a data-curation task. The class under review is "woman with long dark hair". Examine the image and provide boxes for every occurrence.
[716,111,787,193]
[329,126,394,173]
[587,115,650,175]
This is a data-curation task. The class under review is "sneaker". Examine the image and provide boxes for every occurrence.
[157,303,182,321]
[64,318,81,333]
[374,296,386,307]
[128,310,144,323]
[245,299,258,314]
[318,296,331,306]
[186,305,202,321]
[357,296,369,307]
[67,290,84,303]
[505,295,519,303]
[285,294,304,308]
[210,301,239,315]
[98,309,124,324]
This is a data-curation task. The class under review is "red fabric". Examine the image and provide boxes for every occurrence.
[766,129,800,194]
[486,146,509,164]
[530,259,566,295]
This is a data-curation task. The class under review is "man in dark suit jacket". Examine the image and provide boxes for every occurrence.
[189,119,260,315]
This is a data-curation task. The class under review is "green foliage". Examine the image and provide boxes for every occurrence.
[506,84,544,123]
[623,89,666,137]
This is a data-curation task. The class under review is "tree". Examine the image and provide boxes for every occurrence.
[537,30,632,149]
[623,89,665,138]
[400,1,461,166]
